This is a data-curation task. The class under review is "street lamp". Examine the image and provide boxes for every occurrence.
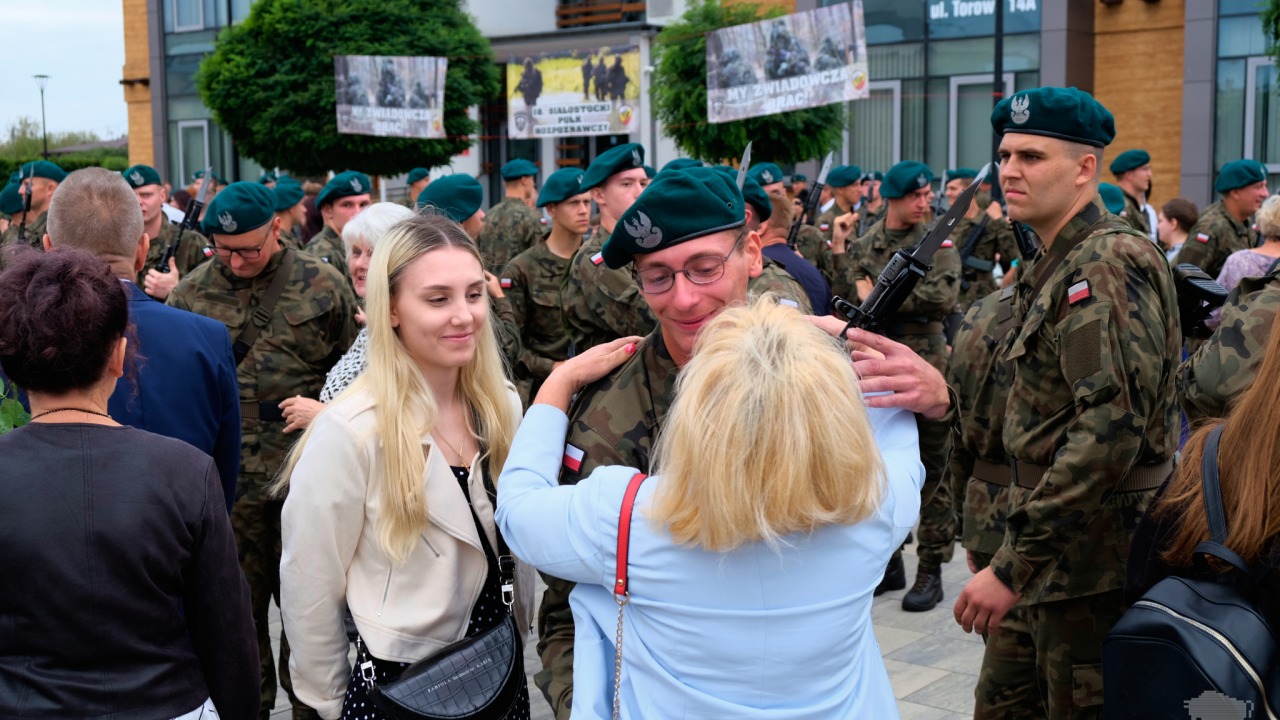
[33,74,49,160]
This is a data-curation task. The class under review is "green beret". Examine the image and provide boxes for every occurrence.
[747,162,784,187]
[712,165,771,222]
[0,182,23,216]
[20,160,67,183]
[191,168,224,185]
[202,182,276,236]
[1109,149,1150,175]
[881,161,935,199]
[407,167,430,184]
[791,173,807,182]
[418,174,483,223]
[826,165,863,188]
[581,143,645,191]
[643,165,656,179]
[603,166,745,269]
[537,168,587,207]
[662,158,703,174]
[273,179,305,212]
[1214,159,1267,194]
[317,170,372,208]
[500,159,539,180]
[946,167,978,181]
[258,171,278,184]
[866,171,883,182]
[1097,183,1126,215]
[992,86,1115,148]
[122,164,163,189]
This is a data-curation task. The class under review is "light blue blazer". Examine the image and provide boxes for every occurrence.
[497,403,923,719]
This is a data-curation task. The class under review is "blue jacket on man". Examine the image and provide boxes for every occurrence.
[111,281,241,512]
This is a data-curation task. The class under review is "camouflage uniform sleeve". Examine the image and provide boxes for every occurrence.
[506,259,556,380]
[991,255,1173,595]
[995,220,1020,272]
[898,248,961,316]
[1172,219,1215,272]
[518,209,544,258]
[177,229,211,275]
[166,275,196,311]
[491,295,522,374]
[829,250,855,300]
[1177,284,1279,421]
[593,266,656,339]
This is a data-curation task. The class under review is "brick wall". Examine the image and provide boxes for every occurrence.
[1093,0,1185,207]
[121,0,154,166]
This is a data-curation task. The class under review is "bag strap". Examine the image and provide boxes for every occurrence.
[1194,425,1257,578]
[233,248,296,366]
[612,471,647,720]
[478,454,516,614]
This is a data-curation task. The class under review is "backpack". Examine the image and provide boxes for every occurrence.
[1103,425,1280,719]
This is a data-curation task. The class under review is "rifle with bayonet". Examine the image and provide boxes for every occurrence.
[15,167,33,245]
[786,151,833,251]
[832,163,991,337]
[155,166,213,274]
[736,142,753,191]
[930,170,948,220]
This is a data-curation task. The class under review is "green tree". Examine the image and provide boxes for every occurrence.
[199,0,498,176]
[651,0,844,164]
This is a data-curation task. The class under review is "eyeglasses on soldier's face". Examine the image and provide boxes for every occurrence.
[211,225,272,260]
[630,227,747,295]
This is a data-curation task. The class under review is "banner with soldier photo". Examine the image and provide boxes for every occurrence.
[506,45,642,139]
[334,55,448,138]
[705,2,869,124]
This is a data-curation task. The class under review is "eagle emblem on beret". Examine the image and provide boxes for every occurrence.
[762,170,774,183]
[129,170,144,186]
[916,173,927,189]
[624,210,663,249]
[1011,95,1030,125]
[218,211,237,232]
[350,177,364,192]
[631,149,642,167]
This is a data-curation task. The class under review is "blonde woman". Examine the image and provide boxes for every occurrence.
[278,214,533,720]
[497,299,924,719]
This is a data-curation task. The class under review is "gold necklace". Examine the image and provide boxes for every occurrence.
[434,426,473,471]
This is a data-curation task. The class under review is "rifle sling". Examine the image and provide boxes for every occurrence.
[233,248,296,367]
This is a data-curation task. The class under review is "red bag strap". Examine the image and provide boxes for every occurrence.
[614,472,648,598]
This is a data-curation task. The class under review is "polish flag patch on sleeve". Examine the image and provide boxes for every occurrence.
[500,278,513,289]
[591,252,605,266]
[563,444,585,473]
[820,223,830,232]
[1067,280,1091,305]
[941,239,954,248]
[1195,233,1210,244]
[202,246,214,257]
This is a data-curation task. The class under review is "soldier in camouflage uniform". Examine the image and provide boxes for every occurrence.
[748,161,836,295]
[0,160,65,270]
[733,167,819,313]
[0,174,23,235]
[815,164,863,244]
[476,158,543,272]
[309,170,372,280]
[1173,159,1269,278]
[1178,264,1280,421]
[168,183,358,720]
[501,168,589,404]
[955,87,1179,720]
[833,160,961,611]
[561,142,656,353]
[1109,149,1152,237]
[121,164,211,300]
[945,168,1020,312]
[273,178,307,250]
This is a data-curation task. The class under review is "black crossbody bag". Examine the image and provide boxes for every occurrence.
[356,460,523,720]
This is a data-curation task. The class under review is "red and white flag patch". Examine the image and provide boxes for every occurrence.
[591,252,604,266]
[1067,280,1091,305]
[202,246,214,257]
[941,239,954,248]
[563,444,585,472]
[819,223,830,232]
[500,278,513,289]
[1195,233,1210,244]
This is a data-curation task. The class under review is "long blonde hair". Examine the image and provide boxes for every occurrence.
[650,297,884,551]
[278,214,517,563]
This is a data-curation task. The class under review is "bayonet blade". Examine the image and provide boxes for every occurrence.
[736,142,753,190]
[815,151,834,186]
[911,162,991,264]
[193,166,215,205]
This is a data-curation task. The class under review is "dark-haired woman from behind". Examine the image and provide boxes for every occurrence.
[0,247,259,719]
[1127,310,1280,629]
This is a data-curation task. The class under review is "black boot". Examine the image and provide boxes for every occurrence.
[902,567,944,612]
[874,553,906,596]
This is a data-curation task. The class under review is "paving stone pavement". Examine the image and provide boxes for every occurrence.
[269,536,978,719]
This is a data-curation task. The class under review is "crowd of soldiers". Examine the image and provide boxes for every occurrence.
[1,81,1276,720]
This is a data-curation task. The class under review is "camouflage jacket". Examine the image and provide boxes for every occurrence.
[950,288,1017,564]
[1120,189,1151,237]
[1173,201,1258,279]
[305,225,351,280]
[491,295,522,379]
[168,249,359,490]
[992,203,1180,603]
[138,220,212,287]
[793,224,837,291]
[951,213,1019,311]
[749,257,813,314]
[477,196,543,272]
[561,225,656,354]
[502,241,574,384]
[835,218,962,322]
[0,211,47,270]
[1178,267,1280,421]
[815,201,855,243]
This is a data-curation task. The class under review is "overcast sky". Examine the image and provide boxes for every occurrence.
[1,2,128,141]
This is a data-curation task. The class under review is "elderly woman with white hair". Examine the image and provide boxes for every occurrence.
[279,202,415,431]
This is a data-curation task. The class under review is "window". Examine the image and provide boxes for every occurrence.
[171,0,203,32]
[1245,57,1280,177]
[950,74,1013,170]
[848,81,902,170]
[177,120,210,185]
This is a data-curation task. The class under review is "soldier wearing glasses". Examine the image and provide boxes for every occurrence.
[169,182,358,720]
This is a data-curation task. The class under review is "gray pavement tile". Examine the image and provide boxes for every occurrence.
[897,700,960,720]
[902,672,981,715]
[886,633,988,674]
[883,659,950,700]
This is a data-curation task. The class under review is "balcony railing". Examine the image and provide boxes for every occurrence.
[556,0,646,28]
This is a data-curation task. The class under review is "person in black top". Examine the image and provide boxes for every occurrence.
[0,247,259,719]
[758,191,832,315]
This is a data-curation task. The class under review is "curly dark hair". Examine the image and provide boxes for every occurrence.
[0,247,132,394]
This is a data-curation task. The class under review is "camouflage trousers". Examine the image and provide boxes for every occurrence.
[535,573,575,720]
[974,588,1124,720]
[892,333,954,570]
[231,488,319,719]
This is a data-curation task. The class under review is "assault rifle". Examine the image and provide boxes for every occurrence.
[1174,264,1228,340]
[155,165,213,273]
[15,167,33,244]
[786,151,833,251]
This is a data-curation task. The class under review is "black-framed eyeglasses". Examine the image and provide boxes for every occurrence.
[211,225,272,261]
[630,227,747,295]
